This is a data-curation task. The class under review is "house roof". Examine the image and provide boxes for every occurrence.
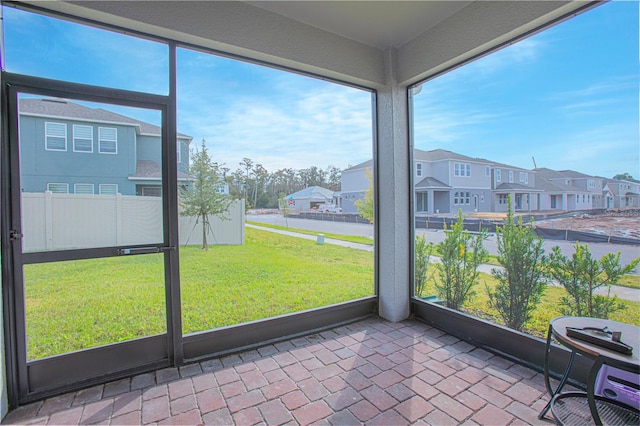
[494,182,542,192]
[19,98,192,141]
[342,159,373,173]
[129,160,193,181]
[284,185,334,200]
[414,148,487,164]
[414,176,450,190]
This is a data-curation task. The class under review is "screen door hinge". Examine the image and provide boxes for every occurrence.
[9,230,22,241]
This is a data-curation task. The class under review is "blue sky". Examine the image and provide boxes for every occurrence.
[412,0,639,178]
[2,1,638,178]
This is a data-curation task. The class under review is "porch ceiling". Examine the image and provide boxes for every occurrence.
[40,1,593,87]
[245,1,473,49]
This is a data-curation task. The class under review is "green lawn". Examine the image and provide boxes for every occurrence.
[246,221,374,245]
[24,228,374,360]
[24,226,639,360]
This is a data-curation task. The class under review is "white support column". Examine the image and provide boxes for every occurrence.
[376,48,411,322]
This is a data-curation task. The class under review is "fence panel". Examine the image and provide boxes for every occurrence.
[21,193,244,251]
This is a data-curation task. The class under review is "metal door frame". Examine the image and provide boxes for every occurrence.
[0,71,183,405]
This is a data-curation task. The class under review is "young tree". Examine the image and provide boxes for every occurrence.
[546,243,639,318]
[487,196,547,331]
[414,234,435,297]
[435,210,489,310]
[180,140,233,250]
[355,168,374,224]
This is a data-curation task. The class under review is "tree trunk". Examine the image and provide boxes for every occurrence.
[201,213,208,250]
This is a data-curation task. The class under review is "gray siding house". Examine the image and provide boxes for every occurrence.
[19,98,193,196]
[490,161,541,212]
[341,148,619,216]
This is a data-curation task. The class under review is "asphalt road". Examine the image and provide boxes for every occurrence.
[247,214,640,274]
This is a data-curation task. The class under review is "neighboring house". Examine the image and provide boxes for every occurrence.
[340,160,372,214]
[534,168,600,211]
[485,160,540,213]
[413,149,493,215]
[19,98,193,196]
[281,185,334,211]
[603,178,640,208]
[342,149,620,216]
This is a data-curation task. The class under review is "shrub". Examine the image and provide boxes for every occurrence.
[546,242,640,319]
[414,234,435,297]
[435,210,489,310]
[487,196,547,331]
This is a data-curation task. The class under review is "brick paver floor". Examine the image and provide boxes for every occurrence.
[2,317,556,425]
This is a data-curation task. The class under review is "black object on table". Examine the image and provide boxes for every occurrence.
[539,316,640,425]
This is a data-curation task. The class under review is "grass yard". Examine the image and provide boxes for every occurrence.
[24,228,374,360]
[246,221,374,245]
[22,225,639,360]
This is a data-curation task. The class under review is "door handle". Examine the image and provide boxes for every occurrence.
[116,246,175,255]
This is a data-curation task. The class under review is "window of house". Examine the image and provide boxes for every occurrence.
[141,186,162,197]
[416,193,428,212]
[465,191,470,205]
[485,166,490,177]
[99,184,118,195]
[498,194,508,204]
[73,125,93,152]
[453,191,459,205]
[454,162,471,177]
[74,183,94,194]
[519,172,528,184]
[98,127,117,154]
[47,183,69,193]
[416,163,422,177]
[496,169,501,182]
[509,170,514,183]
[45,122,67,151]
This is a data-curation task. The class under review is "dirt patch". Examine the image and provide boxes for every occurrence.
[536,211,640,239]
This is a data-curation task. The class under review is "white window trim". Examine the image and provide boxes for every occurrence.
[416,163,422,177]
[496,169,502,182]
[99,183,119,195]
[485,166,490,177]
[454,162,471,177]
[509,171,514,183]
[99,127,118,154]
[74,183,94,194]
[45,122,67,151]
[73,124,93,153]
[47,183,69,193]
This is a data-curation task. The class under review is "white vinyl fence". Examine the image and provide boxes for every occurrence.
[21,192,245,251]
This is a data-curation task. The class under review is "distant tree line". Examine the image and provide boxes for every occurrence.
[219,157,342,209]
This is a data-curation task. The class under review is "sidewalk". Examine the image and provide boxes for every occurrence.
[247,224,639,303]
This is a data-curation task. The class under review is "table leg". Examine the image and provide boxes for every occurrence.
[538,324,577,419]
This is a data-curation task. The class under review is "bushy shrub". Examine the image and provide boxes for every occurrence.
[487,196,547,331]
[435,210,488,310]
[414,234,435,297]
[546,242,640,319]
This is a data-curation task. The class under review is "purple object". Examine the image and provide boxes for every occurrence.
[595,365,640,409]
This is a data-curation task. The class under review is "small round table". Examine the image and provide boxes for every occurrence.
[538,316,640,420]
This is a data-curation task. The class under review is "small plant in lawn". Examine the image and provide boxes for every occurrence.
[180,139,234,250]
[546,242,640,319]
[435,210,489,310]
[414,234,435,297]
[487,196,548,331]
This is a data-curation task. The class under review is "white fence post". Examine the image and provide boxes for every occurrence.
[115,193,123,246]
[45,191,53,250]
